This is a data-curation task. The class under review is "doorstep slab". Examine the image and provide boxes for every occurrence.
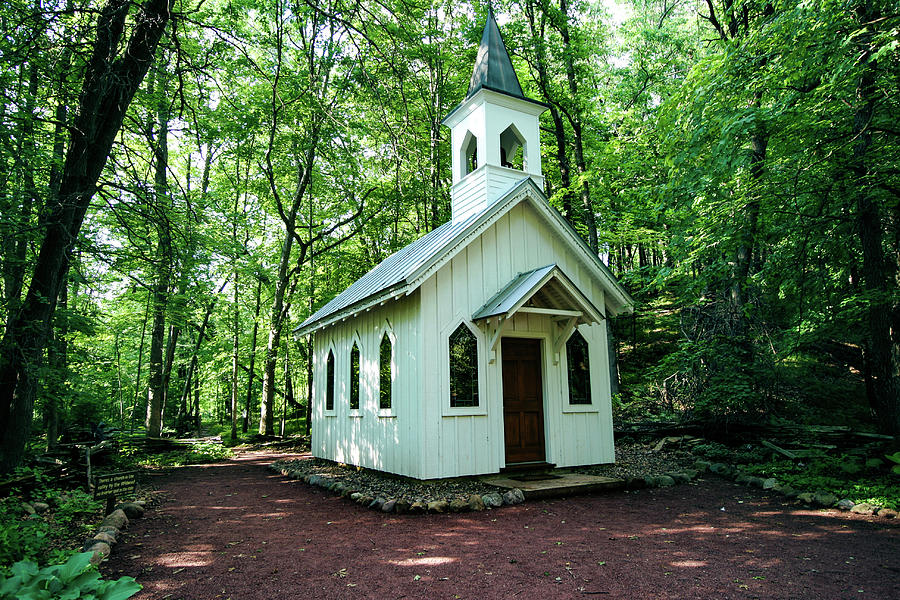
[482,473,625,500]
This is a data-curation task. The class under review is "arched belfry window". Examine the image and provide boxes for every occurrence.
[566,330,591,405]
[349,342,360,410]
[462,131,478,176]
[326,349,335,411]
[499,124,525,171]
[379,333,393,410]
[449,324,479,407]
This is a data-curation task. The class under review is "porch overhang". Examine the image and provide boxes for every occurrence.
[472,264,605,363]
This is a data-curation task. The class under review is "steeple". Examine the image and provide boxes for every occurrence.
[467,10,525,100]
[443,11,548,224]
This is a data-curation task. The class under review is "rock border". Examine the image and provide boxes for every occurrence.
[695,460,898,519]
[80,501,147,565]
[269,460,704,515]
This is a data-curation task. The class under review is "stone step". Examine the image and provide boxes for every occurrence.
[482,473,625,500]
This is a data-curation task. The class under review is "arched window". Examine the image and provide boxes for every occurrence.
[449,324,479,407]
[326,349,335,411]
[499,124,525,171]
[379,333,393,410]
[349,342,360,410]
[566,330,591,405]
[463,132,478,176]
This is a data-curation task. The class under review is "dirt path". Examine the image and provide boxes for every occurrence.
[104,451,899,599]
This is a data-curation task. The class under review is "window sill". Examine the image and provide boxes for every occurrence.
[562,404,598,414]
[348,411,363,418]
[442,405,488,417]
[324,412,337,417]
[377,410,396,419]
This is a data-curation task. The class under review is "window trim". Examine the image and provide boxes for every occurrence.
[348,336,362,415]
[376,326,396,418]
[562,326,600,414]
[324,343,337,416]
[442,319,487,417]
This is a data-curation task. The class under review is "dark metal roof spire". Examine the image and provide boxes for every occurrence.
[467,9,525,100]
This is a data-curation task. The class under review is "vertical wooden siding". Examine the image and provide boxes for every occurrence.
[311,292,422,478]
[418,201,615,478]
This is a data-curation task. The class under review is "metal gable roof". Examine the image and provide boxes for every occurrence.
[294,178,634,338]
[472,263,605,325]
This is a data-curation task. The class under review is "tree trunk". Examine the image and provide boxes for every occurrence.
[852,1,899,441]
[243,274,262,433]
[0,0,172,473]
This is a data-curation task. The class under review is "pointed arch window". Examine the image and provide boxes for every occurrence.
[566,330,591,405]
[462,132,478,176]
[325,349,335,411]
[449,324,479,407]
[379,333,393,410]
[349,342,360,410]
[499,124,525,171]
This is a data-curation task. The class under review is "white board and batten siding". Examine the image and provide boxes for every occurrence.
[312,292,423,478]
[417,200,615,479]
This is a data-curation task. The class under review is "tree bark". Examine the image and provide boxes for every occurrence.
[0,0,172,474]
[243,274,262,433]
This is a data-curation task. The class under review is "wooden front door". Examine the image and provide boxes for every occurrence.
[502,338,546,464]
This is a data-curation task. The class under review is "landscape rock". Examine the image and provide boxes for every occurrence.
[86,542,111,565]
[449,498,469,512]
[115,502,145,519]
[307,474,321,486]
[836,498,855,511]
[655,475,676,487]
[502,489,525,505]
[381,499,397,513]
[762,478,777,490]
[21,502,35,515]
[850,502,876,515]
[468,494,485,511]
[666,472,689,484]
[643,475,657,488]
[427,500,449,513]
[626,476,647,490]
[876,508,897,518]
[693,460,712,473]
[734,473,752,485]
[32,502,50,514]
[92,532,117,546]
[410,501,427,514]
[481,493,503,508]
[350,492,363,502]
[797,492,815,504]
[369,497,385,511]
[709,463,732,476]
[357,495,374,506]
[95,526,119,539]
[813,492,838,507]
[100,509,129,531]
[747,477,766,489]
[394,499,411,514]
[682,469,699,481]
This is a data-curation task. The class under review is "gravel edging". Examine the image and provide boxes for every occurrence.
[698,460,898,518]
[270,442,702,515]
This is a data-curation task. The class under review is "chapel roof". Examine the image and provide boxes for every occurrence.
[467,9,525,100]
[294,179,633,337]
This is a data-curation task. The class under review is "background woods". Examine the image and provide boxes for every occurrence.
[0,0,898,474]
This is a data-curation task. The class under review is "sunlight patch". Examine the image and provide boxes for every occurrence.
[392,556,457,567]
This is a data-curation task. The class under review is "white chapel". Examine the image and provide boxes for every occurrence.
[294,11,634,479]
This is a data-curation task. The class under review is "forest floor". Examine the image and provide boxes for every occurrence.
[103,451,900,600]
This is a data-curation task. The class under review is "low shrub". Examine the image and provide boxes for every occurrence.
[0,552,140,600]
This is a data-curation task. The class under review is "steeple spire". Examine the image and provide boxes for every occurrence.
[467,9,525,100]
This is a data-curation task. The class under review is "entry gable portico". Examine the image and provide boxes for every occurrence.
[474,263,605,365]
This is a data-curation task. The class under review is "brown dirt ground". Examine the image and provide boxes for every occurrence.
[104,451,900,600]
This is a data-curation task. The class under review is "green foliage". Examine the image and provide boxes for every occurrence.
[0,499,50,575]
[743,456,900,511]
[0,552,140,600]
[133,441,232,468]
[885,452,900,475]
[693,442,767,465]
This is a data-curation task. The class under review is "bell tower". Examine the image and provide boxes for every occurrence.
[443,10,548,224]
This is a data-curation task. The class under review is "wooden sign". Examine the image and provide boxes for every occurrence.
[93,471,138,500]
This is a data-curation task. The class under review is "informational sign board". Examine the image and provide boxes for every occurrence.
[93,471,138,500]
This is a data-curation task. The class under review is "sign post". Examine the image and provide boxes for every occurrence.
[93,471,138,515]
